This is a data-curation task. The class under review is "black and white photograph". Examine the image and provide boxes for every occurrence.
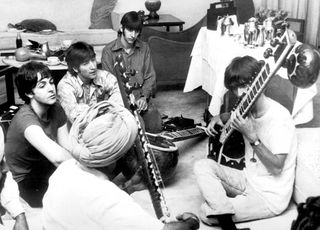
[0,0,320,229]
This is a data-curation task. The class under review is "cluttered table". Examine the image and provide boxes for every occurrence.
[0,45,104,107]
[184,27,318,125]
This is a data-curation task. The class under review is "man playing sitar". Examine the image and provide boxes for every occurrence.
[194,55,298,230]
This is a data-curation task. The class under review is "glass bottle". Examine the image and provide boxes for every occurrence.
[243,23,250,46]
[16,32,22,48]
[247,19,257,48]
[256,25,265,47]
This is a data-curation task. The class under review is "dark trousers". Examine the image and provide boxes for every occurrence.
[141,100,162,133]
[18,178,49,207]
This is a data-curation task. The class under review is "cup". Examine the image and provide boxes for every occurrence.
[47,56,60,65]
[61,40,72,49]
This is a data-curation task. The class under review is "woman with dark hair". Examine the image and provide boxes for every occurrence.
[5,61,71,207]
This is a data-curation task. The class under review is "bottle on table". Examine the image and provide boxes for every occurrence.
[16,32,22,48]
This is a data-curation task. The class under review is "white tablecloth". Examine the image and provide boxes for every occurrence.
[184,27,317,124]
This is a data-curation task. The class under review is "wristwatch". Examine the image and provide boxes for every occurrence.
[250,139,261,146]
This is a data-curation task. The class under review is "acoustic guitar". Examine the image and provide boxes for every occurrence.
[208,28,297,170]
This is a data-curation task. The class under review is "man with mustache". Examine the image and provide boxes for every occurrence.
[101,11,162,134]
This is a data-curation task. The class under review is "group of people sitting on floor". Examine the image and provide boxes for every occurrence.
[0,11,319,230]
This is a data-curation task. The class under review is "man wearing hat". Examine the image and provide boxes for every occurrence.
[42,101,199,230]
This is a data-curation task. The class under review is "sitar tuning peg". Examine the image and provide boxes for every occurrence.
[263,48,273,59]
[126,69,136,76]
[270,39,279,47]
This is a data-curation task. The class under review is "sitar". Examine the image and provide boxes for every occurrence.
[113,54,170,222]
[208,29,297,170]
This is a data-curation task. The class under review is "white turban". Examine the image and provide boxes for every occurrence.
[69,101,138,168]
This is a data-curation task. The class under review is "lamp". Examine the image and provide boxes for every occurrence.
[145,0,161,19]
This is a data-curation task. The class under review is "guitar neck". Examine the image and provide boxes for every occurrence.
[160,126,206,142]
[220,29,296,144]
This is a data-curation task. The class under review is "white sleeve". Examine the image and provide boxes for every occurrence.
[1,171,25,218]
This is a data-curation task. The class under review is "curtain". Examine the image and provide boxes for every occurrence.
[253,0,320,47]
[89,0,118,29]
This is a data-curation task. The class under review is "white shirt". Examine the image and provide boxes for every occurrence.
[42,159,164,230]
[244,98,298,214]
[1,171,25,218]
[1,127,25,218]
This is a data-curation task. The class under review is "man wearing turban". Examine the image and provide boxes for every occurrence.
[42,101,200,230]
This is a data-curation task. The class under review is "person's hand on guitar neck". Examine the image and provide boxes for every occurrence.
[230,109,258,143]
[136,96,148,113]
[205,112,228,136]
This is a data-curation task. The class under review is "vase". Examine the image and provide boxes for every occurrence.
[264,17,274,44]
[145,0,161,19]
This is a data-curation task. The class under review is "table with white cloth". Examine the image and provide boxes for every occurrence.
[184,27,318,125]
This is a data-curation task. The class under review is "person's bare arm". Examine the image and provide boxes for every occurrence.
[56,123,71,151]
[24,125,71,166]
[13,213,29,230]
[231,110,287,175]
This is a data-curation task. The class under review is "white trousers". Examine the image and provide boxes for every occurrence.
[194,158,276,225]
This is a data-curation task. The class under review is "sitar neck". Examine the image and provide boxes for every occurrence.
[219,29,297,144]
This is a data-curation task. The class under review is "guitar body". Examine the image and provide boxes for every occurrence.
[208,124,245,170]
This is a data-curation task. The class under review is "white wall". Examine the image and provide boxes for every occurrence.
[0,0,94,31]
[0,0,262,32]
[113,0,217,30]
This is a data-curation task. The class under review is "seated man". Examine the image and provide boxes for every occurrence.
[101,11,162,133]
[5,61,71,207]
[42,101,199,230]
[58,40,142,184]
[0,125,28,230]
[194,56,298,230]
[57,41,123,125]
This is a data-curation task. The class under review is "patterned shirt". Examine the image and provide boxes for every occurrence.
[101,37,156,100]
[57,70,123,123]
